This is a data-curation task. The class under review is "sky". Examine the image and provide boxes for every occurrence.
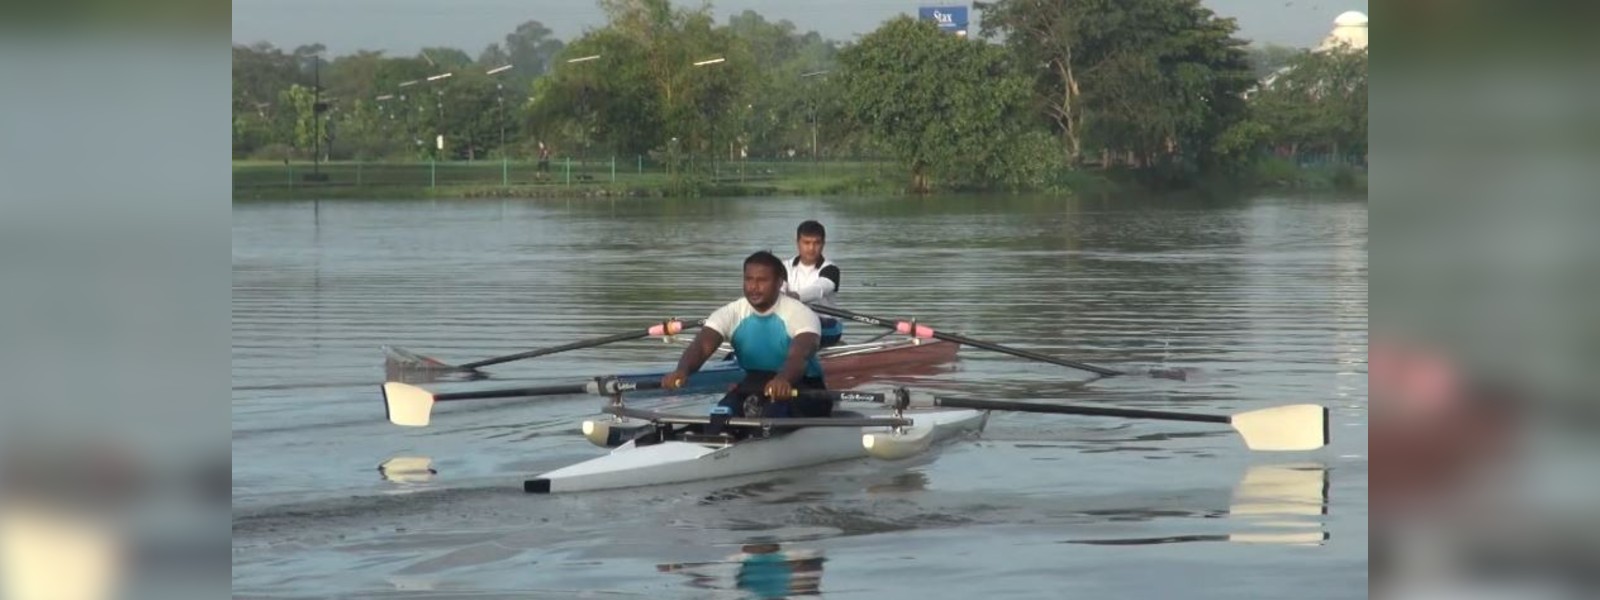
[231,0,1369,57]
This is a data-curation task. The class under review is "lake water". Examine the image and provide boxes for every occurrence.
[232,193,1367,598]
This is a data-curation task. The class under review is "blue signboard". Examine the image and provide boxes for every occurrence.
[917,5,969,36]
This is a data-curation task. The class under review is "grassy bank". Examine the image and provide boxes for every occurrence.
[232,157,1362,201]
[232,159,908,200]
[1245,158,1368,192]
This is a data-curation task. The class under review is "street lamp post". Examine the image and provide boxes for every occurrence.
[425,71,452,160]
[562,55,602,184]
[487,63,513,186]
[693,57,726,180]
[801,70,829,162]
[498,84,506,184]
[396,80,419,157]
[303,55,332,182]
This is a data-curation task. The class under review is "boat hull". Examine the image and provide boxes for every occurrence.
[525,409,986,494]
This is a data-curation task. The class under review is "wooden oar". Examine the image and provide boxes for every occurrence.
[383,378,669,427]
[920,395,1328,451]
[385,319,703,373]
[807,304,1186,381]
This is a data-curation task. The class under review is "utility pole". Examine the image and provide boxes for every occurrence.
[801,70,828,162]
[313,58,320,175]
[307,57,331,182]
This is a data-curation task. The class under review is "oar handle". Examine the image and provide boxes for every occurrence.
[807,304,1125,377]
[589,378,666,395]
[798,390,884,402]
[733,389,888,403]
[458,320,701,371]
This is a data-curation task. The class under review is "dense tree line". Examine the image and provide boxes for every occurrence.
[232,0,1366,191]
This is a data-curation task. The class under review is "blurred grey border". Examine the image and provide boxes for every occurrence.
[1375,2,1600,599]
[5,0,1597,596]
[0,5,231,599]
[1376,2,1600,409]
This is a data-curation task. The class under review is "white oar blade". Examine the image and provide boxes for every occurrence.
[1229,404,1328,451]
[383,382,436,427]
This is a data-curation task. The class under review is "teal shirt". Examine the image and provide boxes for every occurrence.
[706,296,824,379]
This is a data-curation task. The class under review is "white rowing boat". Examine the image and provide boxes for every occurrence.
[381,378,1328,494]
[523,404,988,494]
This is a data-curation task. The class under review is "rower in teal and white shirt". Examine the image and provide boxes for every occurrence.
[662,251,831,434]
[783,220,844,346]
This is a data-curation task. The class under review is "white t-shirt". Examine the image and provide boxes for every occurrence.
[783,255,840,307]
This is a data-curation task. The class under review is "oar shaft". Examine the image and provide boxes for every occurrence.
[458,320,702,370]
[433,380,865,403]
[435,383,590,402]
[931,396,1230,424]
[809,305,1123,377]
[460,330,645,370]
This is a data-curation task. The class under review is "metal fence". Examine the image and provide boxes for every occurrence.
[233,156,900,192]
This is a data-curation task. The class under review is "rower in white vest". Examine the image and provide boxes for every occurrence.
[783,220,844,346]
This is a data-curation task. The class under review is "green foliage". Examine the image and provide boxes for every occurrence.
[1244,157,1365,191]
[497,20,566,89]
[527,0,757,182]
[278,84,318,151]
[231,24,559,160]
[1248,47,1368,163]
[419,47,474,69]
[724,10,841,159]
[975,0,1255,173]
[1245,44,1301,78]
[837,17,1050,192]
[232,0,1365,195]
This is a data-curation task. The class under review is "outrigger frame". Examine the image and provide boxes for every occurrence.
[586,380,918,448]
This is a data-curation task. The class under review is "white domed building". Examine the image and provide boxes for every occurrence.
[1318,11,1368,52]
[1251,10,1368,95]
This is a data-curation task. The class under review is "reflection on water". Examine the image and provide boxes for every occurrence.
[382,345,488,385]
[866,471,930,494]
[1066,463,1330,546]
[659,540,826,599]
[377,456,436,485]
[1224,462,1330,545]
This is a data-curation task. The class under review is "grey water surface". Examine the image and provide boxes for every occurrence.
[232,193,1367,599]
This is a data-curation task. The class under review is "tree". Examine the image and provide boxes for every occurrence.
[976,0,1255,173]
[500,21,565,88]
[278,84,319,154]
[233,43,303,115]
[418,47,474,70]
[1248,47,1367,163]
[529,29,663,157]
[326,50,389,109]
[1246,44,1302,79]
[722,11,840,159]
[527,0,753,171]
[838,16,1054,192]
[233,43,307,156]
[328,97,407,160]
[478,43,511,68]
